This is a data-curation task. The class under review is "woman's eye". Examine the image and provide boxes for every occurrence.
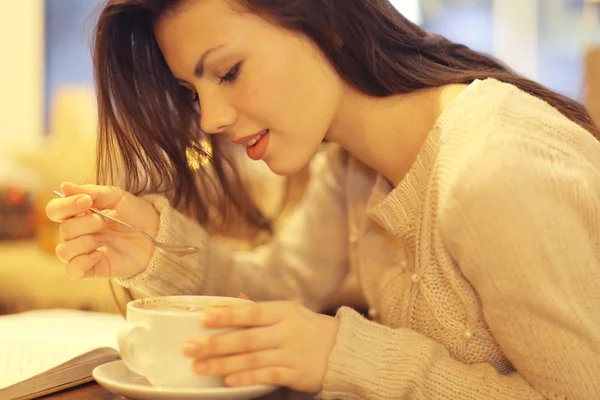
[219,61,243,84]
[186,90,198,104]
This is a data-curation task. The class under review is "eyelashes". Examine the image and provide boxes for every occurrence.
[187,90,199,104]
[218,61,243,84]
[183,61,244,104]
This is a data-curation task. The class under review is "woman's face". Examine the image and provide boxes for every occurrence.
[155,0,344,175]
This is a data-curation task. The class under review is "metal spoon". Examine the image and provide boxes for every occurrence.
[53,190,199,257]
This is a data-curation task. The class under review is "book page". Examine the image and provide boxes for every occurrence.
[0,309,125,389]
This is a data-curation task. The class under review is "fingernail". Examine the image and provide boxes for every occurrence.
[89,251,102,260]
[194,361,209,373]
[226,375,239,386]
[201,313,217,327]
[183,341,201,356]
[76,195,91,209]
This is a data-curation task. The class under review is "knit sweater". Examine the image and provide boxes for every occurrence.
[117,79,600,399]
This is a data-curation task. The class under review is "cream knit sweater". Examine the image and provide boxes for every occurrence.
[118,79,600,399]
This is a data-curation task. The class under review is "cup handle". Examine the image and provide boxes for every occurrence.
[117,324,152,377]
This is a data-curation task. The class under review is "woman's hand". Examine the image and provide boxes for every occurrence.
[45,182,160,279]
[183,301,339,393]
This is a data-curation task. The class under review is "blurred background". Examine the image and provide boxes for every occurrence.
[0,0,599,316]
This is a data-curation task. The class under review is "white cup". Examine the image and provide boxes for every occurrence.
[117,295,251,388]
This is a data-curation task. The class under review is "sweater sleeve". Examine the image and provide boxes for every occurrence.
[319,140,600,399]
[115,146,350,311]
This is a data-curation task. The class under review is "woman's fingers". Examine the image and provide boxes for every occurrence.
[46,182,125,223]
[65,249,124,279]
[61,182,124,210]
[225,366,296,388]
[64,250,104,279]
[201,301,292,329]
[192,349,297,387]
[192,349,286,377]
[55,234,107,264]
[46,194,93,222]
[184,326,283,359]
[58,213,107,241]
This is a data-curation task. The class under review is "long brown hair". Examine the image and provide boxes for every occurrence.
[93,0,599,233]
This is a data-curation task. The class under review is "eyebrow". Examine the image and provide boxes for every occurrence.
[195,45,226,77]
[174,45,226,85]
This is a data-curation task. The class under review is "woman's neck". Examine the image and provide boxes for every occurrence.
[326,84,468,186]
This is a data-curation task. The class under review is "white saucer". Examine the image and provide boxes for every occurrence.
[93,360,278,400]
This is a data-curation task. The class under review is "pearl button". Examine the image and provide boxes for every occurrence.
[349,234,358,243]
[368,308,379,319]
[463,330,473,340]
[410,273,420,283]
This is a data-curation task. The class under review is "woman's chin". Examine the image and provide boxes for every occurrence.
[263,157,307,177]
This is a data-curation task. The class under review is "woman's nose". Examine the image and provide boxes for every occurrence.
[199,94,237,135]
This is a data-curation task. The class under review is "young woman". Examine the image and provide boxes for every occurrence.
[46,0,600,398]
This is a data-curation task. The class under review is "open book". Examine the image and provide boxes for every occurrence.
[0,309,125,400]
